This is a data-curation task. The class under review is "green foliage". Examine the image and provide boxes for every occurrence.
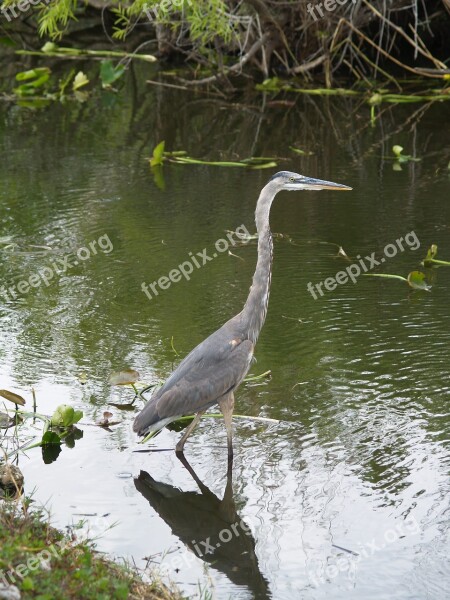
[149,141,278,170]
[0,504,174,599]
[50,404,83,428]
[364,271,431,291]
[100,60,126,88]
[421,244,450,267]
[186,0,236,45]
[72,70,89,91]
[41,430,62,445]
[392,145,421,163]
[14,67,50,96]
[37,0,78,40]
[150,140,166,167]
[34,0,237,47]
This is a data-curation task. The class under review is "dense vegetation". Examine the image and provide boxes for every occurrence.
[1,0,450,86]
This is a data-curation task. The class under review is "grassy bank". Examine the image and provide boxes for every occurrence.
[0,499,182,600]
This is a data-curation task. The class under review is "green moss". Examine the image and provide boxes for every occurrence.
[0,501,182,600]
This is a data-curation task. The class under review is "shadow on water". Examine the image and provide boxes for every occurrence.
[135,456,270,599]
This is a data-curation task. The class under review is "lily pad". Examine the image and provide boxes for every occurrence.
[0,390,26,406]
[41,431,62,445]
[364,271,431,291]
[108,369,140,386]
[50,405,83,428]
[407,271,431,291]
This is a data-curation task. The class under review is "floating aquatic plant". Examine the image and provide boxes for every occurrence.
[148,141,278,170]
[421,244,450,268]
[99,60,126,88]
[17,43,156,63]
[109,369,140,394]
[391,145,421,163]
[364,270,431,291]
[14,68,50,97]
[0,390,26,406]
[50,404,83,428]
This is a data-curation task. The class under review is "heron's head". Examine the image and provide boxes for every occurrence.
[269,171,352,192]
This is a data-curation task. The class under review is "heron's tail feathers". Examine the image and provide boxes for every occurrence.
[133,403,178,437]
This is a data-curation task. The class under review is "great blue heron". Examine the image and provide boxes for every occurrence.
[133,171,352,458]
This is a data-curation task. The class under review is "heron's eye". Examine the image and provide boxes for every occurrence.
[289,177,295,182]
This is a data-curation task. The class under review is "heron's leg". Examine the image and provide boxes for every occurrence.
[218,392,235,461]
[175,411,204,454]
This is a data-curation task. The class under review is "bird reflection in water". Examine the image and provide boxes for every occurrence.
[134,456,270,599]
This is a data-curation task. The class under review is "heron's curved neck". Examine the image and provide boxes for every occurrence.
[241,183,275,344]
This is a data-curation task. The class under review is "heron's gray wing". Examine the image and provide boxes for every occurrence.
[157,338,253,418]
[157,318,242,392]
[133,335,253,433]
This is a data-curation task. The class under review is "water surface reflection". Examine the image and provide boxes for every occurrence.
[0,65,449,598]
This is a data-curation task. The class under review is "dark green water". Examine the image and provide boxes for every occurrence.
[1,63,449,599]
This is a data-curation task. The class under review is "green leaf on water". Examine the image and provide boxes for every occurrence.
[391,145,421,163]
[42,41,57,53]
[150,141,166,167]
[100,60,125,88]
[41,431,62,445]
[407,271,431,291]
[50,405,83,428]
[171,156,277,169]
[364,271,430,291]
[15,67,50,83]
[72,71,89,91]
[421,244,450,267]
[148,146,278,170]
[14,68,50,97]
[289,146,314,156]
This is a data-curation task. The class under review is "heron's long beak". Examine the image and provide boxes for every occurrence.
[286,177,352,191]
